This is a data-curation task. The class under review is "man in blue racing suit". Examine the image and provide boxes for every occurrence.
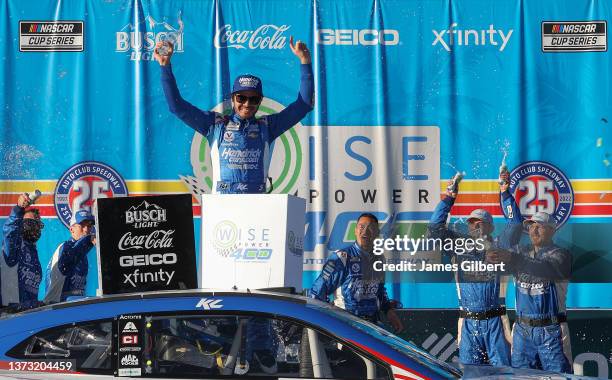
[44,210,96,304]
[155,37,312,373]
[155,37,313,194]
[1,193,43,309]
[310,213,404,333]
[427,176,522,366]
[488,191,573,373]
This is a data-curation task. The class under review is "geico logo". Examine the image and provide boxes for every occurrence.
[317,29,400,46]
[120,253,177,267]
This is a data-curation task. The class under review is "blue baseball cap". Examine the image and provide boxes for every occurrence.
[232,74,263,96]
[70,209,95,226]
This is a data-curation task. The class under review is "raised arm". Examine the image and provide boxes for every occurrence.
[154,41,218,136]
[427,178,461,242]
[57,236,94,275]
[2,194,31,267]
[497,173,524,248]
[267,37,314,141]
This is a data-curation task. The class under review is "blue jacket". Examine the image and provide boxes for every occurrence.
[1,206,41,307]
[44,236,93,303]
[500,191,572,319]
[161,63,314,193]
[310,243,391,318]
[428,195,522,312]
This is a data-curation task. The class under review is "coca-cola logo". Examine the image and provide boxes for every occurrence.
[214,24,290,49]
[118,230,175,250]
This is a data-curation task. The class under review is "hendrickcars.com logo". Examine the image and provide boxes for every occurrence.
[541,21,607,52]
[19,21,84,52]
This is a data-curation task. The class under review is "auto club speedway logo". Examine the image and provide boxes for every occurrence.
[54,161,128,228]
[116,12,184,61]
[180,98,303,196]
[508,161,574,227]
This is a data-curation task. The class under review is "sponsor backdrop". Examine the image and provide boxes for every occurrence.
[96,194,197,294]
[0,0,611,312]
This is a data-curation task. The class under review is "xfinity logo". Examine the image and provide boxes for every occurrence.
[432,23,513,52]
[317,29,400,46]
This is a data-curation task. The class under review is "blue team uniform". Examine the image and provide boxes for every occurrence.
[44,236,94,303]
[501,191,573,373]
[310,243,391,321]
[161,63,313,194]
[0,206,42,309]
[428,195,522,366]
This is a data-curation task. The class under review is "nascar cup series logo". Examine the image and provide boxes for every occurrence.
[508,161,574,227]
[116,13,184,61]
[179,98,303,198]
[54,161,128,228]
[214,24,290,49]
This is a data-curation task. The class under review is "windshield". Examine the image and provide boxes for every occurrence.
[306,299,462,378]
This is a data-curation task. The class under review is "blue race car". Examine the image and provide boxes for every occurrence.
[0,290,596,380]
[0,289,459,379]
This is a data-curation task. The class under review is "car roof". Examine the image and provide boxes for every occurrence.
[0,289,460,379]
[6,288,308,315]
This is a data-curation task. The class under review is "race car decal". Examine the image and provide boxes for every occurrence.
[196,297,224,309]
[348,340,430,380]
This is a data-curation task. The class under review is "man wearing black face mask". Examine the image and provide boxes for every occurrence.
[1,193,43,309]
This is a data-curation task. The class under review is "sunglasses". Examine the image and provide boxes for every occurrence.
[234,94,263,105]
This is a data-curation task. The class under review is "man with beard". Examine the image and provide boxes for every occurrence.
[310,213,403,332]
[427,176,522,366]
[487,209,573,373]
[154,36,313,194]
[1,193,43,309]
[44,210,96,304]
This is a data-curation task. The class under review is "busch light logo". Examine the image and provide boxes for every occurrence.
[214,24,290,49]
[508,161,574,227]
[125,201,167,228]
[116,13,184,61]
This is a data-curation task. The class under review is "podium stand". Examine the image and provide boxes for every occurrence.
[200,194,305,291]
